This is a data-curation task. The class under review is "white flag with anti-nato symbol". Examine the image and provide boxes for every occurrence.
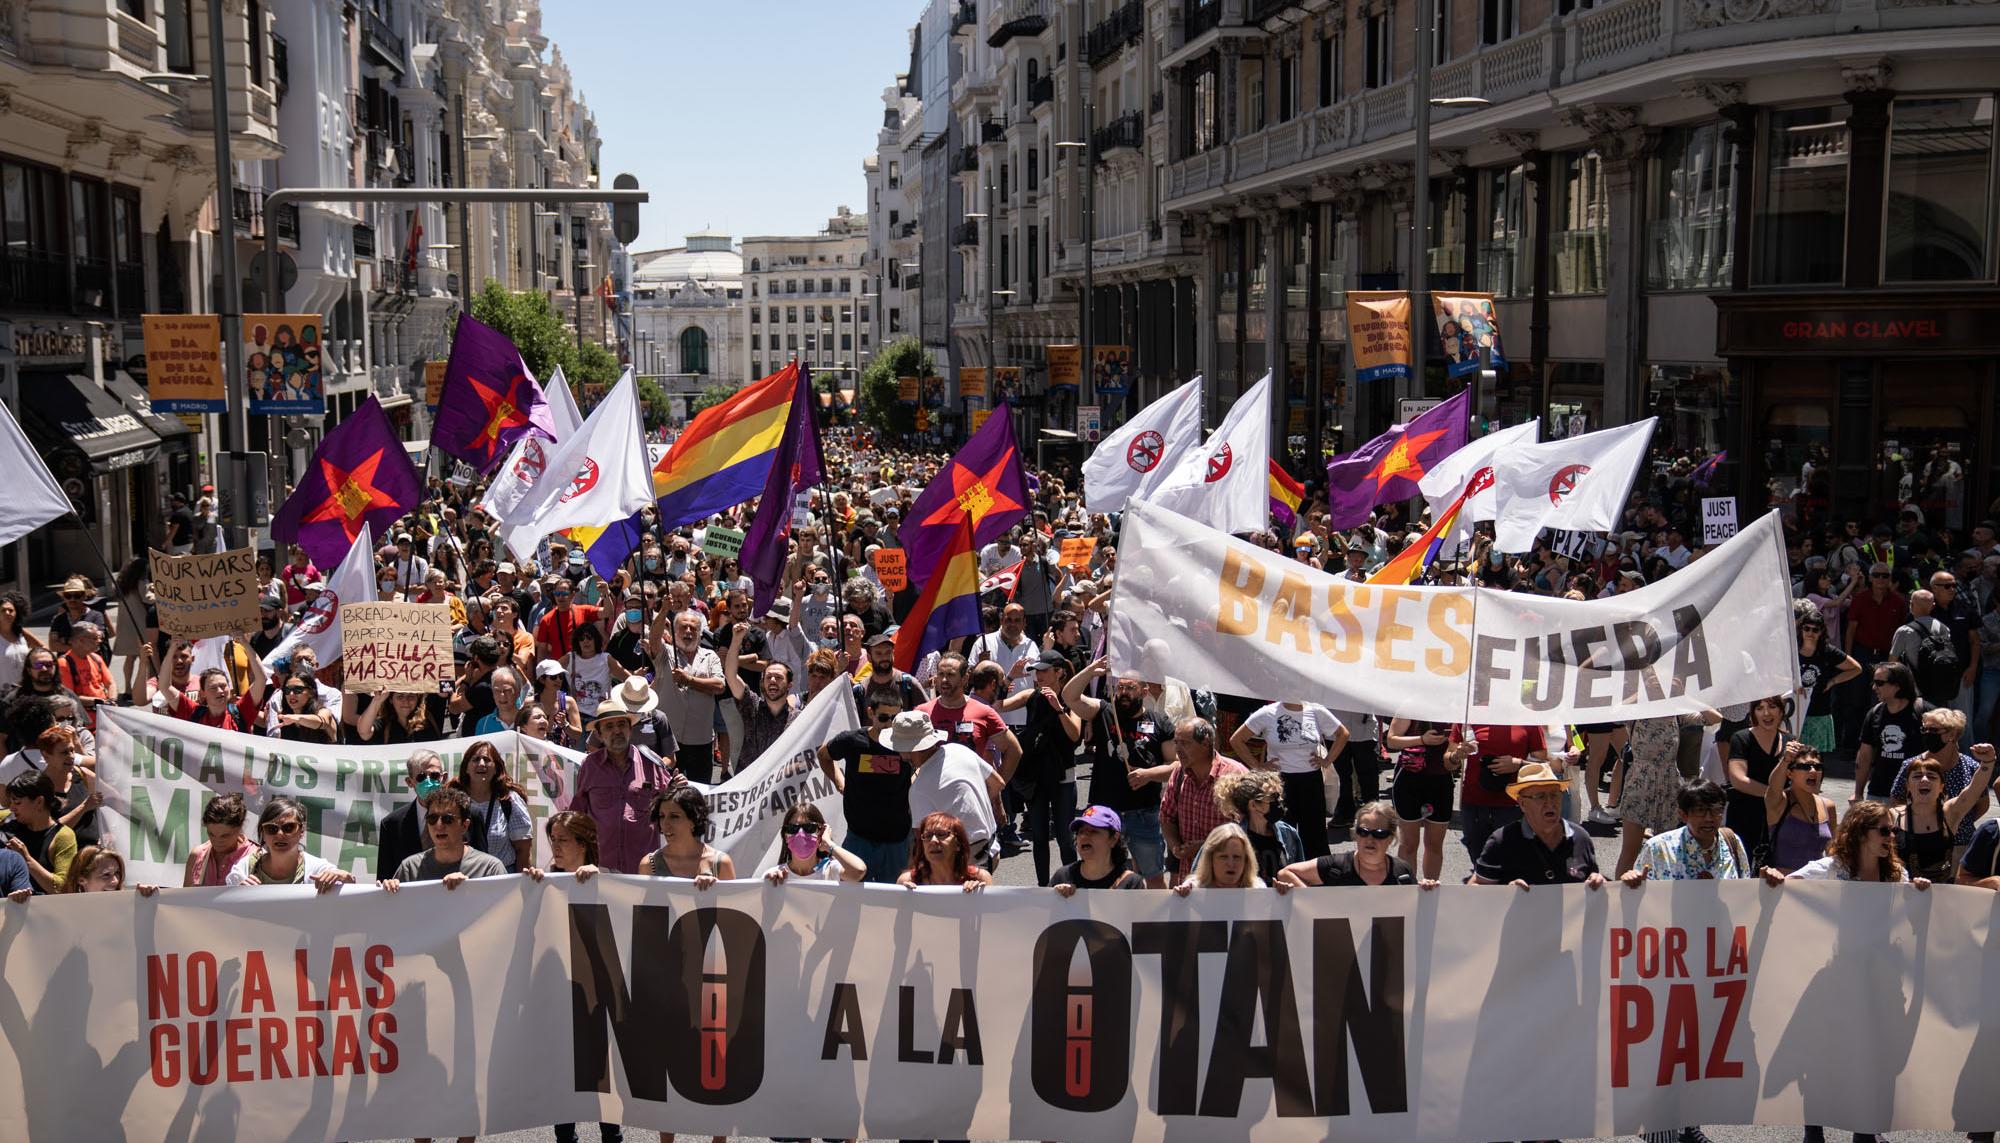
[0,399,76,546]
[1141,371,1271,536]
[1492,418,1657,552]
[492,368,654,545]
[1082,375,1204,514]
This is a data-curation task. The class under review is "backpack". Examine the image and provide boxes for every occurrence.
[1909,616,1962,699]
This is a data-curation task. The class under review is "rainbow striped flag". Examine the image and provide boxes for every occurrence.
[1268,460,1305,528]
[1367,475,1479,586]
[569,363,804,572]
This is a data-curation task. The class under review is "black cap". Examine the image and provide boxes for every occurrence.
[866,632,897,648]
[1034,648,1069,670]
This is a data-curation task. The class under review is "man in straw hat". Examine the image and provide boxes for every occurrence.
[568,691,679,874]
[1472,760,1605,889]
[48,576,105,656]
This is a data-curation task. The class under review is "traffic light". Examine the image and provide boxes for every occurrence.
[612,173,639,245]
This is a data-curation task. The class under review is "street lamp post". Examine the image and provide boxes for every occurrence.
[1056,97,1095,430]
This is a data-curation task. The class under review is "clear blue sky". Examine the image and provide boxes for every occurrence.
[540,0,922,254]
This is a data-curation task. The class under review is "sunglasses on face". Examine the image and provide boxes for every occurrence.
[1354,825,1395,839]
[1870,825,1897,838]
[61,592,84,600]
[284,686,308,695]
[426,813,461,826]
[261,820,302,836]
[780,823,818,837]
[1789,761,1824,772]
[922,830,956,843]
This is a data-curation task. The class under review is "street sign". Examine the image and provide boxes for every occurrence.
[1397,397,1443,424]
[1078,405,1101,442]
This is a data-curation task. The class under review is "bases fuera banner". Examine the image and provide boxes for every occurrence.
[92,674,858,886]
[1108,499,1797,725]
[0,878,1991,1142]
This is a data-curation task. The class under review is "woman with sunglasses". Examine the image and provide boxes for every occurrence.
[226,797,353,892]
[763,803,866,883]
[637,782,735,888]
[1774,800,1932,886]
[1278,800,1437,888]
[1210,770,1302,886]
[1762,743,1838,875]
[1795,602,1860,756]
[899,811,991,892]
[274,673,336,744]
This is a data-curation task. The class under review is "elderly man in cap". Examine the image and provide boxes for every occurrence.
[569,692,679,874]
[882,710,1005,871]
[1472,761,1605,888]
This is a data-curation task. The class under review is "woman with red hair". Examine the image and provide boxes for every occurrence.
[898,812,992,892]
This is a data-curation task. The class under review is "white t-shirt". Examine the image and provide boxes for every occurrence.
[0,632,28,695]
[0,749,44,786]
[468,791,533,870]
[262,680,345,733]
[968,631,1036,728]
[1242,703,1344,774]
[909,742,997,847]
[568,651,612,717]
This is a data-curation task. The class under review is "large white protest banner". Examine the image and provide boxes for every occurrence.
[93,681,858,886]
[0,878,1992,1143]
[1108,498,1798,724]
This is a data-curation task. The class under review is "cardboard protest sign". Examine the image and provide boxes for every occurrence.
[873,548,908,591]
[1058,536,1098,574]
[148,547,259,639]
[701,525,745,560]
[340,601,455,694]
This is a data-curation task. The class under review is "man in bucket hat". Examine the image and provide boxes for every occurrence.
[883,710,1004,872]
[1472,761,1605,889]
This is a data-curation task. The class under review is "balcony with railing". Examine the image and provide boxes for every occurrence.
[363,4,407,71]
[1093,110,1144,158]
[73,256,110,310]
[394,143,415,186]
[232,187,260,237]
[953,221,981,247]
[989,0,1049,47]
[981,119,1007,145]
[1086,1,1145,67]
[271,32,288,105]
[1248,0,1302,23]
[274,203,300,246]
[1185,0,1224,42]
[1028,73,1054,109]
[353,223,376,259]
[116,261,144,311]
[957,143,980,174]
[951,0,978,36]
[1,253,68,311]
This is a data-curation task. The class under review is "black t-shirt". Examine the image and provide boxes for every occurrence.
[607,627,651,674]
[1246,825,1288,885]
[1019,693,1076,786]
[824,728,912,844]
[0,819,62,893]
[1314,851,1418,886]
[705,621,770,690]
[1049,861,1144,890]
[1474,820,1602,885]
[1859,700,1930,797]
[1797,643,1846,717]
[1726,727,1791,802]
[1088,708,1167,814]
[248,623,290,659]
[167,506,194,547]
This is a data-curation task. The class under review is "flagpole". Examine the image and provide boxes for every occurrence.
[804,362,846,586]
[67,511,127,603]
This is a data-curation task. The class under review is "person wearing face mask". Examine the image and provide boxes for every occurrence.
[800,569,840,636]
[374,749,487,883]
[606,592,654,676]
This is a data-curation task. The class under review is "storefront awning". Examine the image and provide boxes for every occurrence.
[101,370,195,440]
[19,371,161,472]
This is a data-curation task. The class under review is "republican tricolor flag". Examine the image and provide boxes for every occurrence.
[896,519,982,673]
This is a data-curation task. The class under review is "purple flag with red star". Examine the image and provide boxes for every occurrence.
[433,313,555,474]
[1322,388,1470,530]
[270,395,423,570]
[902,402,1031,586]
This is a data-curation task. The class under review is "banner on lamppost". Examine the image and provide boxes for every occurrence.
[1430,291,1509,379]
[423,360,448,410]
[1092,345,1131,397]
[1345,291,1414,383]
[898,375,921,403]
[1045,345,1081,390]
[958,366,987,400]
[243,314,326,414]
[141,314,226,413]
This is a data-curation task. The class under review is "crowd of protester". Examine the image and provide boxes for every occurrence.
[0,427,1991,1143]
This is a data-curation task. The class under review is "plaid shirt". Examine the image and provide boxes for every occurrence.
[1160,756,1248,849]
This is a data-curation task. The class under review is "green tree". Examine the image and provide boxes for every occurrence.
[690,383,737,417]
[859,336,930,437]
[467,280,575,382]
